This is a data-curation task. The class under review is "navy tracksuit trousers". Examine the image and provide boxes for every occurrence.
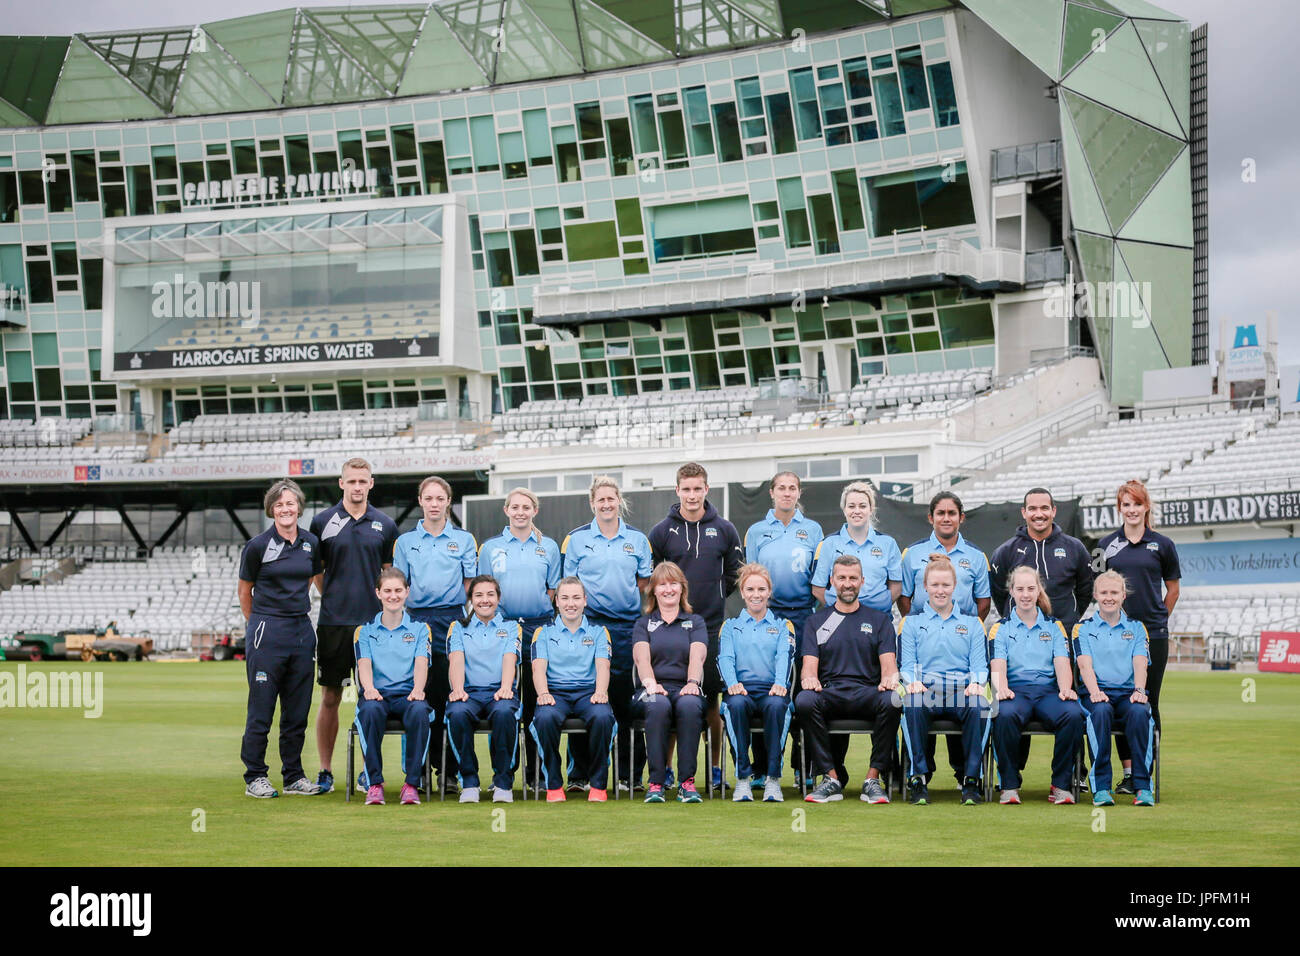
[991,684,1083,790]
[355,695,433,787]
[241,614,316,786]
[901,683,991,781]
[722,686,792,779]
[795,682,900,779]
[531,688,616,790]
[445,689,520,790]
[633,682,705,786]
[1082,691,1154,792]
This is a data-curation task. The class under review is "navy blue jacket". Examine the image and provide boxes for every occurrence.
[648,500,744,634]
[989,524,1094,632]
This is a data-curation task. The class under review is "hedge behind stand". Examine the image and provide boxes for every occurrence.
[463,482,1089,621]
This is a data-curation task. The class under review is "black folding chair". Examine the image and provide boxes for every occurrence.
[989,719,1086,802]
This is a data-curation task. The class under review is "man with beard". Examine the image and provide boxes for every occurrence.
[796,555,901,804]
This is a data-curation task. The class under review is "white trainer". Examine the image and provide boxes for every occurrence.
[459,786,481,803]
[492,786,514,803]
[763,778,784,802]
[733,777,753,801]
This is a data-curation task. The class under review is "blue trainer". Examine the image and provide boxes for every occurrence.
[316,770,334,794]
[1093,789,1114,807]
[1133,789,1155,806]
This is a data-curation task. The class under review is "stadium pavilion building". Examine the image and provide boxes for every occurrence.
[0,0,1204,418]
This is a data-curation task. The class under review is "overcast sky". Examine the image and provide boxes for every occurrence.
[7,0,1297,364]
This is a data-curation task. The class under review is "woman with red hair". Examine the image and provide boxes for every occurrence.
[1095,479,1180,794]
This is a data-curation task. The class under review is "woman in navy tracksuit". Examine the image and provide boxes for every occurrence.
[237,478,324,798]
[632,561,709,804]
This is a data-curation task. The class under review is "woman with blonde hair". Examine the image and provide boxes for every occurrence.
[562,476,653,791]
[718,563,796,802]
[810,480,902,614]
[1095,479,1179,794]
[477,486,562,787]
[988,566,1082,805]
[631,562,708,803]
[1073,570,1155,807]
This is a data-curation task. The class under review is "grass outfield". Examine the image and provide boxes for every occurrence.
[1,664,1297,866]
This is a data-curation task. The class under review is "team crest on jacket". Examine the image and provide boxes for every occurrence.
[955,624,969,635]
[1146,542,1160,551]
[1054,547,1067,559]
[622,543,636,553]
[870,546,883,558]
[1039,632,1052,641]
[766,626,779,635]
[957,558,971,569]
[1122,630,1135,640]
[371,521,383,532]
[682,620,693,629]
[860,623,873,634]
[447,542,460,553]
[535,547,548,557]
[402,632,416,643]
[582,637,594,646]
[496,629,508,639]
[301,542,312,553]
[705,527,717,537]
[795,529,809,540]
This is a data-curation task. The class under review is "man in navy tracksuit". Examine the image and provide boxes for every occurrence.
[648,463,744,787]
[989,489,1094,630]
[988,488,1094,771]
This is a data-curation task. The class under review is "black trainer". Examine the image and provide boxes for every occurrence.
[1116,773,1136,795]
[961,777,983,805]
[907,776,929,806]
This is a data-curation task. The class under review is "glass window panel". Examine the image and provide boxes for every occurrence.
[844,57,872,100]
[683,87,715,156]
[927,62,959,127]
[897,47,930,111]
[499,131,526,179]
[832,170,865,231]
[615,197,643,236]
[808,194,839,254]
[523,109,552,165]
[712,102,742,162]
[765,93,796,154]
[470,116,499,171]
[939,302,995,348]
[629,95,659,153]
[576,102,603,141]
[874,74,906,136]
[658,110,688,161]
[511,228,539,276]
[606,118,635,176]
[564,220,619,261]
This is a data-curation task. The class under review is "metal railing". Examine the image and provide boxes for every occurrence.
[991,139,1062,183]
[1024,247,1067,286]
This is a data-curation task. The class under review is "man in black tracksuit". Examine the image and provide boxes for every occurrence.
[988,487,1094,771]
[648,463,744,787]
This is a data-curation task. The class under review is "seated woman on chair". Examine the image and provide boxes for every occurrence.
[1073,569,1155,807]
[988,565,1082,805]
[445,575,522,804]
[354,568,433,806]
[718,563,795,803]
[632,562,709,804]
[899,554,991,807]
[530,577,616,803]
